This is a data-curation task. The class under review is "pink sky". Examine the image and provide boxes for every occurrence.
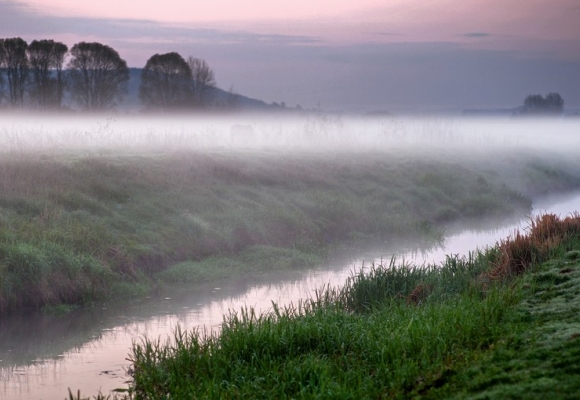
[3,0,580,111]
[25,0,387,23]
[22,0,580,48]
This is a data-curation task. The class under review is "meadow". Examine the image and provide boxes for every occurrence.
[1,115,579,318]
[73,212,580,399]
[1,114,580,398]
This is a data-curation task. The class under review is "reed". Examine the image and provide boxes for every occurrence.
[125,254,517,398]
[123,214,580,399]
[333,251,491,313]
[488,212,580,279]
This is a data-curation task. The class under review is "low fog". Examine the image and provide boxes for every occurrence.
[1,113,579,156]
[2,112,580,399]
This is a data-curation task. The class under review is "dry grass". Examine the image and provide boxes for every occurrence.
[407,282,434,305]
[488,213,580,279]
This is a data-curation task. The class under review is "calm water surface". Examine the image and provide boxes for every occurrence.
[1,191,580,399]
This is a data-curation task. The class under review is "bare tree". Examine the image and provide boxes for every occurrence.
[67,42,129,111]
[0,38,28,107]
[140,52,192,110]
[0,49,4,106]
[0,75,4,105]
[27,39,68,110]
[187,56,216,108]
[52,41,68,108]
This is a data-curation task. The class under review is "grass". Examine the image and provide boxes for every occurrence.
[87,213,576,400]
[157,245,320,283]
[4,144,570,314]
[2,113,580,315]
[426,244,580,399]
[70,210,580,400]
[0,116,577,398]
[124,288,513,399]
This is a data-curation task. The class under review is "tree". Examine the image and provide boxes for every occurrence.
[0,37,28,107]
[52,41,68,109]
[27,39,68,110]
[187,56,216,108]
[545,93,564,113]
[0,72,5,106]
[139,52,192,110]
[67,42,129,111]
[0,49,4,105]
[522,92,564,115]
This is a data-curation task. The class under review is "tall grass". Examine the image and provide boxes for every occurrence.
[48,213,579,399]
[334,252,491,313]
[1,147,553,314]
[127,254,518,399]
[124,214,580,399]
[488,212,580,279]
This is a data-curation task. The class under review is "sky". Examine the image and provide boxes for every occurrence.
[1,0,580,112]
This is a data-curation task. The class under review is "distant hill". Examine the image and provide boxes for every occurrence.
[122,68,280,113]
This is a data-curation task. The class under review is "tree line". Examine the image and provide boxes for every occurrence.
[0,37,217,112]
[521,93,564,115]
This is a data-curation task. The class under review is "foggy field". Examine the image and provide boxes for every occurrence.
[1,114,580,399]
[1,113,579,155]
[4,2,579,398]
[1,114,580,315]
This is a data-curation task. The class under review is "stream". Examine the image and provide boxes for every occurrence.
[1,191,580,399]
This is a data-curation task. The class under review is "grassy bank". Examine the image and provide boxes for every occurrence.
[1,145,579,314]
[113,214,580,399]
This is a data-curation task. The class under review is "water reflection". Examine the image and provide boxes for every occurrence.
[1,191,580,399]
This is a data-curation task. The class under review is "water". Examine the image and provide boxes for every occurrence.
[1,191,580,399]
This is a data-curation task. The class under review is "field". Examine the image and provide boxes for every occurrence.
[1,115,580,398]
[1,115,580,315]
[73,213,580,399]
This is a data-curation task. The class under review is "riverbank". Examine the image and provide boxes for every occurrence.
[2,146,580,315]
[120,213,580,399]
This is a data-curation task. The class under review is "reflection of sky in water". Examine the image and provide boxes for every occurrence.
[410,191,580,266]
[2,192,580,399]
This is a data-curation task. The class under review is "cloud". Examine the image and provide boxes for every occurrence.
[373,32,404,37]
[463,32,492,38]
[2,0,580,111]
[0,1,43,34]
[0,1,319,46]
